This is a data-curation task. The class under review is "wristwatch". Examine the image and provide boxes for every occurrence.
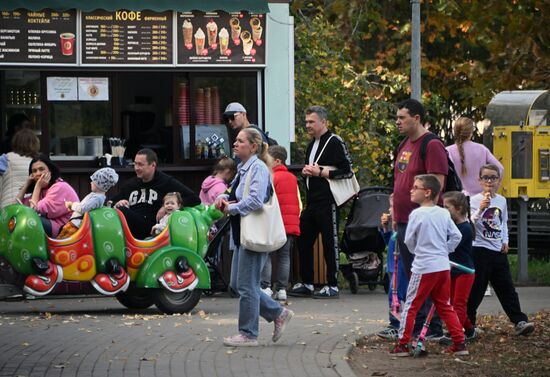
[318,166,324,177]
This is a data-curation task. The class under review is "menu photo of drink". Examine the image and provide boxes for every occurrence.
[177,11,266,65]
[0,9,77,65]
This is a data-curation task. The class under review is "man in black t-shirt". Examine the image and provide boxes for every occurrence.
[112,148,200,239]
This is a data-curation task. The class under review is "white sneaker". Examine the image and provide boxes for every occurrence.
[274,289,287,301]
[261,287,273,297]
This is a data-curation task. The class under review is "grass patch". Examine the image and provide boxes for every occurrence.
[508,254,550,285]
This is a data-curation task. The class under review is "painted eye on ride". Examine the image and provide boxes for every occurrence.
[8,217,16,233]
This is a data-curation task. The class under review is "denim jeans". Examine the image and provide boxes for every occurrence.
[260,237,293,291]
[230,245,283,338]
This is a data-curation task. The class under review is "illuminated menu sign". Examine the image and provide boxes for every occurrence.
[0,9,77,64]
[81,10,172,65]
[177,11,266,65]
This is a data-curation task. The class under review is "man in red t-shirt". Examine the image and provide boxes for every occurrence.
[392,98,448,338]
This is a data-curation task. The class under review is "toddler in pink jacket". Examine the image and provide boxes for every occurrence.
[199,157,236,205]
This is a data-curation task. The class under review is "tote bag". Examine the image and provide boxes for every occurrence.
[240,171,287,252]
[314,135,360,206]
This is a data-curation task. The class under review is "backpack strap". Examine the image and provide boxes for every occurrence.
[419,132,441,160]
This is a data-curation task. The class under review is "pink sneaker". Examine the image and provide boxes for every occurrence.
[223,333,259,347]
[272,308,294,342]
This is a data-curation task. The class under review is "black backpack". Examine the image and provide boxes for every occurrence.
[395,133,463,193]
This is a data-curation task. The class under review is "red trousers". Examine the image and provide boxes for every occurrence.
[451,273,475,331]
[399,270,464,345]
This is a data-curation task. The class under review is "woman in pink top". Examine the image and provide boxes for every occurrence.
[447,117,504,196]
[16,154,79,237]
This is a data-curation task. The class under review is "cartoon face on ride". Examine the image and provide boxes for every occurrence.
[0,204,222,314]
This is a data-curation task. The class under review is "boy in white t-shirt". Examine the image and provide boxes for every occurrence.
[391,174,467,356]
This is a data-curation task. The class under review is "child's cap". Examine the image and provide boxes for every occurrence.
[91,168,119,192]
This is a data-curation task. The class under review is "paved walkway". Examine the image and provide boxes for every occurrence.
[0,287,548,377]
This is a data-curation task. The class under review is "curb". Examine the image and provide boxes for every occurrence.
[330,337,357,377]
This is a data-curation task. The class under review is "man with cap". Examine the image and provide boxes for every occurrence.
[223,102,275,147]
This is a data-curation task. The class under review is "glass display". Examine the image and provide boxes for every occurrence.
[179,72,257,160]
[3,70,42,135]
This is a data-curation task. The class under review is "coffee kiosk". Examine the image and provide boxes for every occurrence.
[0,0,294,195]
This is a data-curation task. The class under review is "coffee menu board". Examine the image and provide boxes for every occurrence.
[81,10,173,65]
[0,9,77,64]
[177,11,266,65]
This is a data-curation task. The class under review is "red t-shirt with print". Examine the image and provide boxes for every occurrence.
[393,132,448,223]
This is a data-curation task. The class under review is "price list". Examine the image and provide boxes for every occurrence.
[0,9,77,64]
[81,10,172,65]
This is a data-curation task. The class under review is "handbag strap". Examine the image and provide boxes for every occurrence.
[313,134,335,165]
[242,163,273,200]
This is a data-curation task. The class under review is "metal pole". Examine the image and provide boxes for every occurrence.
[517,198,529,283]
[411,0,421,101]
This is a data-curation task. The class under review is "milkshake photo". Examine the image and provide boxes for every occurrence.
[219,27,230,55]
[194,27,206,55]
[183,19,193,50]
[206,20,218,48]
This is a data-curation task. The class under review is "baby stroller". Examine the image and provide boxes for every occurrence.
[339,186,392,294]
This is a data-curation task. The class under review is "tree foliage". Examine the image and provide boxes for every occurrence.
[291,1,550,188]
[292,8,409,186]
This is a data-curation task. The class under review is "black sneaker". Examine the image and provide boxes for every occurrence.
[464,328,479,343]
[288,283,314,297]
[438,335,453,346]
[377,327,399,340]
[313,286,339,299]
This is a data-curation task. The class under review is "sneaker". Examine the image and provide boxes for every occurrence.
[313,286,339,299]
[223,333,259,347]
[389,343,410,357]
[272,308,294,342]
[91,268,130,296]
[288,283,314,297]
[514,321,535,336]
[464,328,479,343]
[261,286,273,297]
[274,289,287,301]
[23,261,63,296]
[444,343,469,356]
[438,335,453,346]
[377,327,399,340]
[158,270,198,293]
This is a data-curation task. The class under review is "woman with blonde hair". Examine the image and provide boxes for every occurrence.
[447,117,503,196]
[215,127,292,347]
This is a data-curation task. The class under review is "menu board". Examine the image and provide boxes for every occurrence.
[81,10,173,65]
[177,11,266,65]
[0,9,77,64]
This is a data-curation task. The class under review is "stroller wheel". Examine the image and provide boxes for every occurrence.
[349,272,359,294]
[368,283,377,291]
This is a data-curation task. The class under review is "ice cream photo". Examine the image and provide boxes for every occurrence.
[241,30,253,55]
[230,17,241,45]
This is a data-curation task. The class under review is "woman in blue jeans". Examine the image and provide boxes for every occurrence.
[215,127,293,347]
